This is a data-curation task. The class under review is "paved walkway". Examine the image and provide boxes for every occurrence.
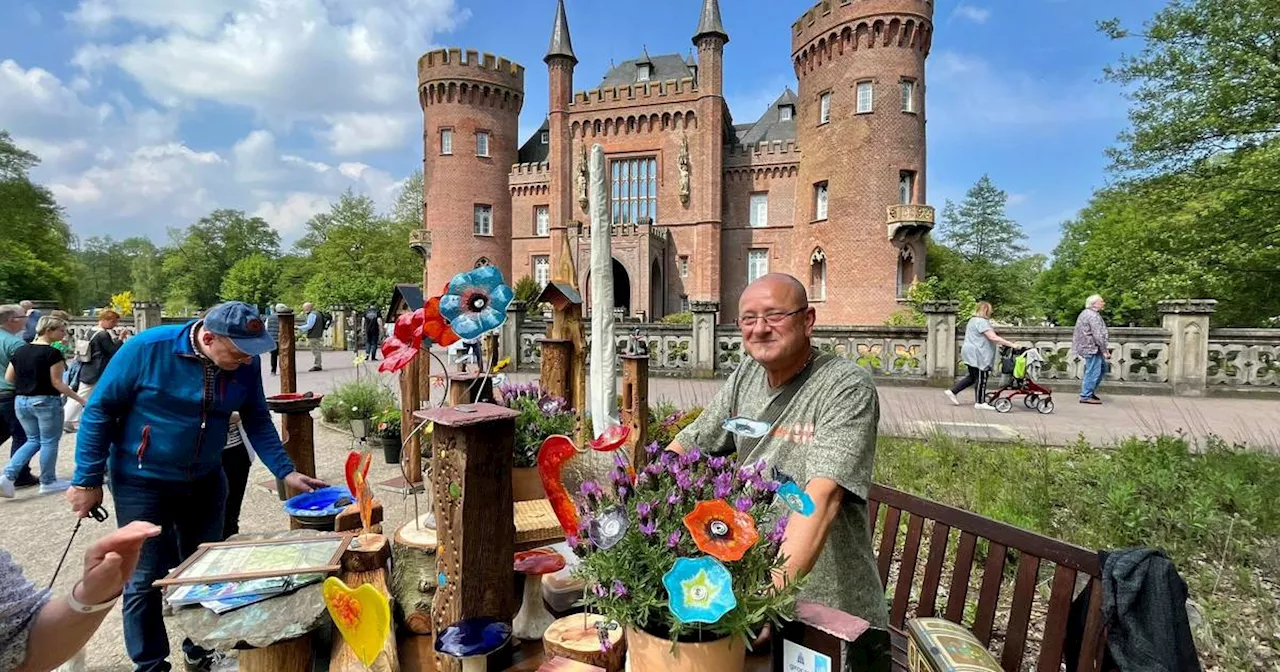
[285,350,1280,451]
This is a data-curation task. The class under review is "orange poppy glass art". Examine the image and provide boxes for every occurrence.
[421,295,460,348]
[682,499,759,563]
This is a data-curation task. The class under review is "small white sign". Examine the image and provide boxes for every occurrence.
[783,639,832,672]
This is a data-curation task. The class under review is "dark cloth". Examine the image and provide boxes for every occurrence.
[950,367,990,404]
[21,311,39,342]
[268,347,278,374]
[10,344,63,396]
[79,328,122,385]
[362,309,380,339]
[306,312,325,339]
[111,470,225,671]
[0,393,33,483]
[221,442,251,539]
[1099,548,1201,672]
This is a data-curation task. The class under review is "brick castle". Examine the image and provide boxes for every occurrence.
[419,0,936,325]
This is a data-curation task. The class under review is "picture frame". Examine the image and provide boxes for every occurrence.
[153,533,354,587]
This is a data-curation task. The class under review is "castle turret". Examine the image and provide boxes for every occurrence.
[545,0,576,276]
[789,0,934,323]
[418,48,525,288]
[691,0,728,304]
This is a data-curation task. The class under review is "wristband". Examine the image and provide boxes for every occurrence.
[67,581,119,614]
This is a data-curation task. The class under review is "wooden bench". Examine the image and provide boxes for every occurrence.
[868,484,1108,672]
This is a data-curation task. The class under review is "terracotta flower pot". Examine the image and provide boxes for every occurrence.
[512,466,547,502]
[625,626,745,672]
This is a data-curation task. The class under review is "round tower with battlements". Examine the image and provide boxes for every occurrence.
[790,0,934,323]
[419,48,525,289]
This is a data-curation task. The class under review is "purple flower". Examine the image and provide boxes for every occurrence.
[666,530,682,548]
[694,475,708,491]
[713,472,734,499]
[617,485,630,502]
[734,496,753,512]
[592,583,608,598]
[768,514,790,546]
[645,441,661,455]
[581,481,603,499]
[636,501,654,519]
[667,490,680,506]
[566,533,580,549]
[610,580,629,598]
[660,450,677,467]
[675,470,694,491]
[644,462,664,478]
[639,520,658,536]
[613,452,628,468]
[679,446,702,466]
[708,456,729,471]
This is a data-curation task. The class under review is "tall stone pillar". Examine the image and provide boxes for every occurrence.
[500,301,525,368]
[921,301,960,385]
[131,301,164,332]
[1160,299,1216,397]
[690,300,719,378]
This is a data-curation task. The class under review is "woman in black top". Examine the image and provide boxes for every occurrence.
[0,316,86,497]
[62,309,122,432]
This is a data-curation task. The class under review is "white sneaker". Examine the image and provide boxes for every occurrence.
[38,479,72,495]
[974,403,995,411]
[944,390,959,406]
[0,475,14,498]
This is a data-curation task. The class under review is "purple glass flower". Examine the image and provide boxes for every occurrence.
[587,506,630,550]
[734,496,753,512]
[666,530,682,548]
[610,580,629,599]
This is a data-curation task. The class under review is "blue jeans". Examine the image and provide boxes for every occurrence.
[5,395,63,483]
[112,471,226,671]
[1081,353,1106,399]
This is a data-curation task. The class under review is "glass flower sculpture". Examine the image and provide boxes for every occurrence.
[587,424,630,452]
[662,556,737,624]
[777,481,816,517]
[683,499,759,562]
[439,265,514,340]
[721,416,770,439]
[587,506,630,550]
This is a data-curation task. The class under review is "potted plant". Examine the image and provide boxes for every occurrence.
[501,382,576,501]
[371,407,402,464]
[571,443,803,672]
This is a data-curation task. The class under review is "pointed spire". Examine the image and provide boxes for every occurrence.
[692,0,728,45]
[638,45,652,65]
[545,0,577,65]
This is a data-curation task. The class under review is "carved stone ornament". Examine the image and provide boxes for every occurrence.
[576,145,590,212]
[678,135,691,206]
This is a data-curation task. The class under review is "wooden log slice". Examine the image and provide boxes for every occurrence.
[329,568,399,672]
[343,533,390,573]
[543,613,626,672]
[391,514,438,635]
[239,634,312,672]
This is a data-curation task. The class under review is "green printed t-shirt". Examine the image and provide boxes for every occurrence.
[674,349,888,628]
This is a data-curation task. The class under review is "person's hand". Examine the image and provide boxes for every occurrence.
[283,472,327,493]
[1104,350,1112,359]
[752,623,773,649]
[76,521,161,604]
[67,486,104,519]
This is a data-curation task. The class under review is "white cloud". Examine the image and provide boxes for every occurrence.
[320,112,415,155]
[1007,193,1030,207]
[252,193,333,236]
[952,5,991,24]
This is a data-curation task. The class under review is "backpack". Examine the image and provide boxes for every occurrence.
[74,328,99,363]
[321,312,334,330]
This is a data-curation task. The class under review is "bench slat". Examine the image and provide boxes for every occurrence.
[944,531,978,622]
[1038,564,1077,672]
[877,506,902,589]
[1001,553,1041,672]
[1075,579,1105,672]
[890,513,925,627]
[917,522,951,618]
[869,498,880,533]
[870,485,1099,575]
[972,541,1007,645]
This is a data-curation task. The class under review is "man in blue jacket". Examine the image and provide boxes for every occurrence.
[66,302,326,671]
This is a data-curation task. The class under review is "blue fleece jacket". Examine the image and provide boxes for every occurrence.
[72,322,295,487]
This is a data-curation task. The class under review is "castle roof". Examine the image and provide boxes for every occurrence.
[735,88,798,145]
[693,0,729,44]
[545,0,577,64]
[600,53,695,87]
[518,118,550,164]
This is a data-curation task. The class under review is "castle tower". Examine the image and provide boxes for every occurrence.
[545,0,577,276]
[790,0,935,323]
[418,48,525,288]
[692,0,728,304]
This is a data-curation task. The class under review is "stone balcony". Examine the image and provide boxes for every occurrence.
[886,204,935,244]
[577,217,669,243]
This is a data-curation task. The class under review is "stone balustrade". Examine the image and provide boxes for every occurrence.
[505,298,1279,397]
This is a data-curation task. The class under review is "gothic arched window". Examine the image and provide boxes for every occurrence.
[809,248,827,301]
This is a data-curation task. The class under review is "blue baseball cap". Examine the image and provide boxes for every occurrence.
[204,302,276,356]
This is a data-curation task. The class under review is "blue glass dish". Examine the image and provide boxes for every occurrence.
[434,617,512,657]
[283,486,354,518]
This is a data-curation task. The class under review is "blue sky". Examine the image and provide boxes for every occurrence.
[0,0,1166,254]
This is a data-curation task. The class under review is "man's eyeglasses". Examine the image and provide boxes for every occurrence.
[736,308,805,329]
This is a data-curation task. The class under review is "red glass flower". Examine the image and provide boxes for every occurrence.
[588,425,630,452]
[378,309,425,373]
[513,548,566,575]
[682,499,759,563]
[422,296,459,348]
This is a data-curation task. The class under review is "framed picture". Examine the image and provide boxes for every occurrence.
[153,533,354,587]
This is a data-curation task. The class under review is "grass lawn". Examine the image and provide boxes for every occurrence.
[874,434,1279,671]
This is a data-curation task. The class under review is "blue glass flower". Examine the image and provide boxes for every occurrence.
[778,481,815,517]
[587,506,630,550]
[663,556,737,624]
[434,617,511,658]
[439,265,515,340]
[722,416,770,439]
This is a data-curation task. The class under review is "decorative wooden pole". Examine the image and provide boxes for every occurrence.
[620,352,650,466]
[399,355,424,487]
[277,308,297,394]
[418,403,518,672]
[266,395,322,528]
[539,338,573,401]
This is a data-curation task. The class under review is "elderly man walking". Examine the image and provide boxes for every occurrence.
[1073,294,1110,405]
[0,305,37,487]
[299,302,324,372]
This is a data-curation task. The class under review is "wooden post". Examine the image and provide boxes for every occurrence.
[446,372,493,406]
[620,354,650,467]
[540,338,573,400]
[399,354,424,486]
[239,635,312,672]
[417,404,518,672]
[267,395,323,529]
[483,332,499,371]
[277,308,297,394]
[391,514,437,635]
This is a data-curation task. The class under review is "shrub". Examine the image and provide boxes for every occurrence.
[321,378,396,425]
[661,311,692,325]
[647,402,703,447]
[513,275,540,304]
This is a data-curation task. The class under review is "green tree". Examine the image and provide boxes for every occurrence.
[164,209,280,309]
[939,175,1027,265]
[390,170,424,228]
[0,131,77,304]
[221,254,281,311]
[128,239,166,302]
[294,190,420,309]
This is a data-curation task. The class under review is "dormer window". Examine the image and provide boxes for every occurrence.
[637,63,651,81]
[779,105,794,121]
[540,131,549,144]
